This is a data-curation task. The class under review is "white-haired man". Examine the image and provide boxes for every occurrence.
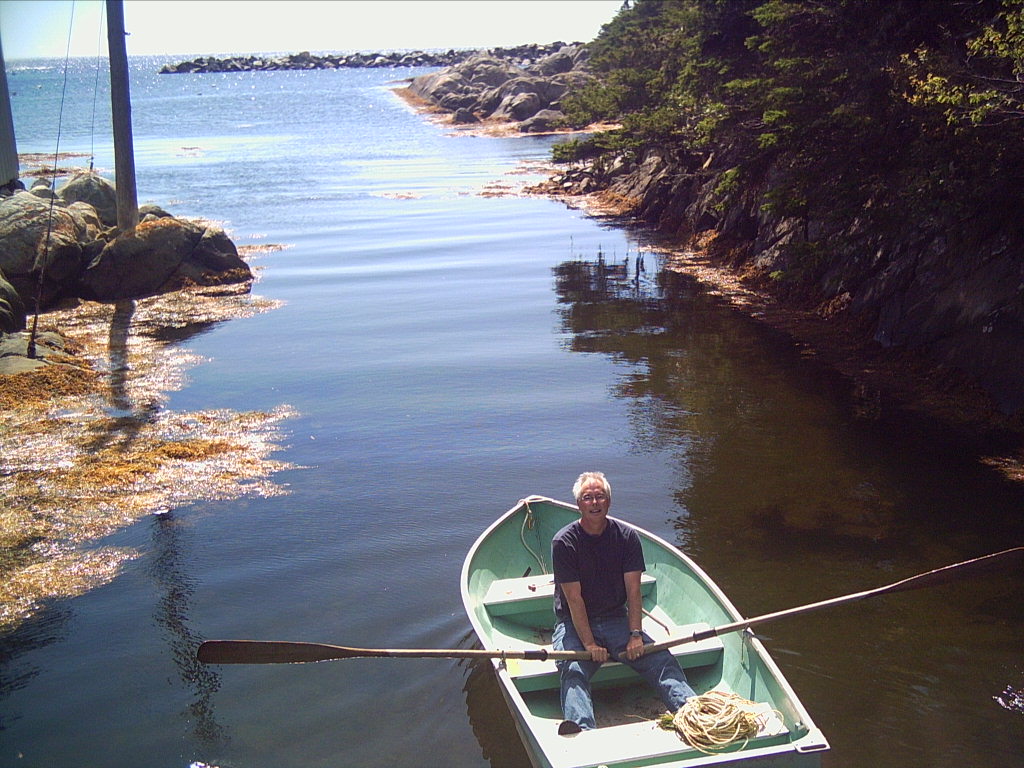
[552,471,694,734]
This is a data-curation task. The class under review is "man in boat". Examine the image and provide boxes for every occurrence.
[552,471,695,735]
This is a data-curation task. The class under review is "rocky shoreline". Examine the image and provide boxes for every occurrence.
[524,181,1024,479]
[6,44,1022,462]
[404,43,590,132]
[0,171,251,371]
[384,51,1024,467]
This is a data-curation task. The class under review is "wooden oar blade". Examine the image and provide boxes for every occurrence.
[197,640,589,665]
[198,640,364,664]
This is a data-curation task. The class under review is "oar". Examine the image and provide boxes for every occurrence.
[197,546,1022,665]
[647,545,1024,654]
[197,640,592,665]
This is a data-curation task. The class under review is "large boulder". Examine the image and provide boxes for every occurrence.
[0,191,87,308]
[79,218,250,300]
[169,223,251,287]
[57,171,118,227]
[408,45,592,127]
[463,55,521,88]
[493,91,542,122]
[0,175,249,309]
[79,217,192,300]
[65,201,106,241]
[533,47,580,76]
[519,109,566,133]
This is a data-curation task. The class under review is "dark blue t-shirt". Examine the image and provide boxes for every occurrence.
[552,518,645,622]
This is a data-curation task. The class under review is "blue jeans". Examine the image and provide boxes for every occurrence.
[553,612,696,730]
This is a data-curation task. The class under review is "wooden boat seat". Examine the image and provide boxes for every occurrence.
[501,621,724,693]
[482,572,657,618]
[481,574,724,692]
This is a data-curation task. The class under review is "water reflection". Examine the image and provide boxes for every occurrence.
[150,512,225,746]
[554,254,903,544]
[551,249,1024,768]
[462,656,531,768]
[0,606,70,731]
[995,683,1024,715]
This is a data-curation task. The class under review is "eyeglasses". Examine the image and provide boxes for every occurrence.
[579,493,607,503]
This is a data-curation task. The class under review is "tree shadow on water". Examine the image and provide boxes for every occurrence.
[150,510,226,748]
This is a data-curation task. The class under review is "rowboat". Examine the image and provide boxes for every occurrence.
[460,495,830,768]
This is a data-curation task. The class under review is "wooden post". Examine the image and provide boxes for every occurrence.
[0,36,20,189]
[106,0,138,231]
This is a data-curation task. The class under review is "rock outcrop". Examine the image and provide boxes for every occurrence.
[0,171,251,329]
[408,44,591,132]
[79,215,249,301]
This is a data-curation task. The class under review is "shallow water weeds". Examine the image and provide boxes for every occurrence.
[0,273,295,634]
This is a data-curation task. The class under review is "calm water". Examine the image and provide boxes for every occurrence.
[2,56,1022,768]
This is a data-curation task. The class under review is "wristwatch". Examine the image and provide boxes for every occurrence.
[630,629,642,638]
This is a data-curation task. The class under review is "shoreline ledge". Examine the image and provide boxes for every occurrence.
[527,182,1024,482]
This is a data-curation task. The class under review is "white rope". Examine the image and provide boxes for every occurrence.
[659,691,776,754]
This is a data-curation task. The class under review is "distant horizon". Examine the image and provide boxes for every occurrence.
[4,41,588,64]
[0,0,623,61]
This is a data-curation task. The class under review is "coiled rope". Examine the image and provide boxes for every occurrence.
[658,691,774,754]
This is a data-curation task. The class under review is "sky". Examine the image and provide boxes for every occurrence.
[0,0,624,60]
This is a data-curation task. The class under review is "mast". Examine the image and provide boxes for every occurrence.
[0,36,19,189]
[106,0,138,230]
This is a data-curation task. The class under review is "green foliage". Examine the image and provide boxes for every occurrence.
[902,2,1024,127]
[711,167,742,212]
[562,0,1024,277]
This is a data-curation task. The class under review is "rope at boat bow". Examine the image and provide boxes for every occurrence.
[519,498,548,575]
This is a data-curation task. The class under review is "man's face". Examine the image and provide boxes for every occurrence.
[577,480,610,526]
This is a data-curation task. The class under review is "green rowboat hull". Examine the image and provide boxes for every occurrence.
[461,496,829,768]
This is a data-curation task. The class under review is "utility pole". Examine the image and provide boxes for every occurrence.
[0,36,20,189]
[106,0,138,230]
